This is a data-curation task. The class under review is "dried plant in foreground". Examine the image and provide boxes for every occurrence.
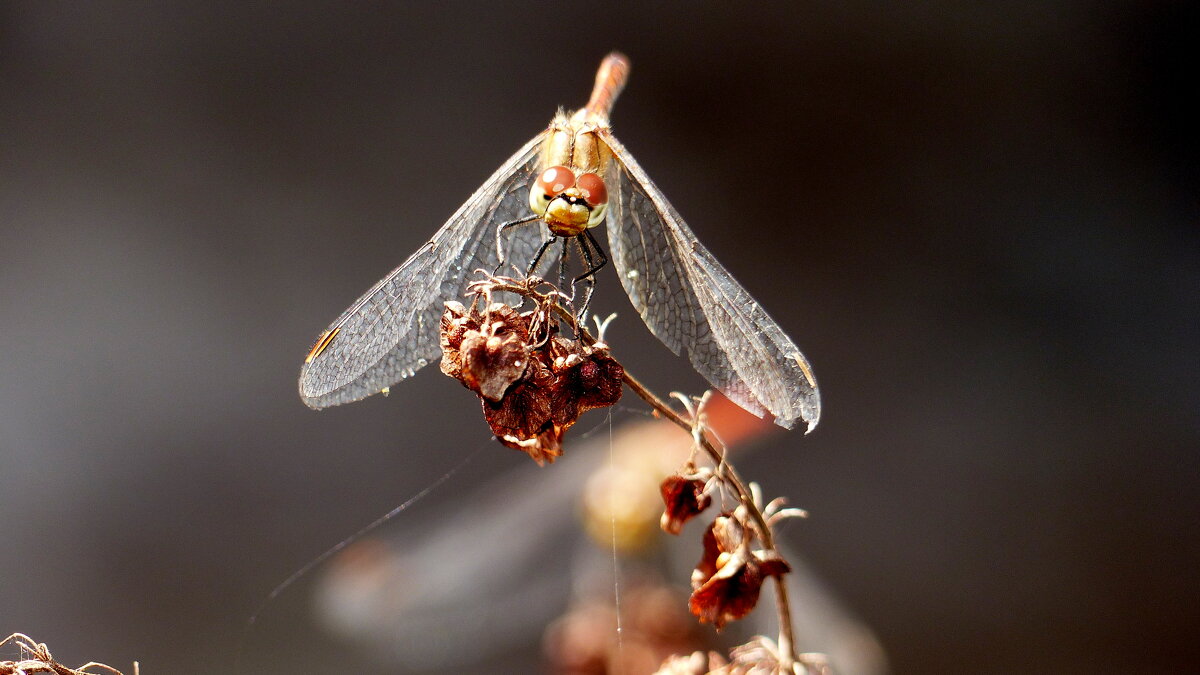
[438,274,830,674]
[439,280,623,465]
[0,634,129,675]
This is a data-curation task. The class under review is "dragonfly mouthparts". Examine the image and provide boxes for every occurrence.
[545,198,592,236]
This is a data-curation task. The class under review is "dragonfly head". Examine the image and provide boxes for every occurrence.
[529,165,609,236]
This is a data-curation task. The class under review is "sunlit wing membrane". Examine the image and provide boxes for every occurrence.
[299,132,555,408]
[601,131,821,431]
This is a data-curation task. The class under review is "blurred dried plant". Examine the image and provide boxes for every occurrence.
[0,634,130,675]
[419,273,844,673]
[313,390,885,674]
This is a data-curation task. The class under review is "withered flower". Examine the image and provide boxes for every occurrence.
[494,419,564,467]
[689,514,790,630]
[547,335,625,422]
[440,299,623,465]
[659,473,713,535]
[440,301,530,401]
[481,355,556,440]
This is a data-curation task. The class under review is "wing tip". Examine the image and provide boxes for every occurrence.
[766,389,821,434]
[298,378,329,410]
[800,395,822,434]
[772,409,820,434]
[299,395,328,410]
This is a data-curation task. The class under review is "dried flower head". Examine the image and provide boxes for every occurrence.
[659,472,713,535]
[689,514,791,630]
[440,300,531,401]
[440,297,623,465]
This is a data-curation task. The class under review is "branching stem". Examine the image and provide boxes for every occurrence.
[481,278,802,668]
[621,371,799,670]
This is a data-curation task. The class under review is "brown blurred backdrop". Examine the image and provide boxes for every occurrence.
[1,2,1196,673]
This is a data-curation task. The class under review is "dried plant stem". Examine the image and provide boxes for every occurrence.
[484,279,803,668]
[621,371,799,669]
[0,633,128,675]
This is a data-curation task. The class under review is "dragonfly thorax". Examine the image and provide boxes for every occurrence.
[529,165,609,236]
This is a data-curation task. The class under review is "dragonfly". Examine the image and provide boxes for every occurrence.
[300,53,820,432]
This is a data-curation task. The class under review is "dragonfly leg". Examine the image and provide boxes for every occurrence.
[557,238,570,294]
[571,230,609,324]
[527,236,557,278]
[493,215,540,274]
[575,229,609,282]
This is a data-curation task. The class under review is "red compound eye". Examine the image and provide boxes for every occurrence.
[575,172,608,206]
[535,166,576,197]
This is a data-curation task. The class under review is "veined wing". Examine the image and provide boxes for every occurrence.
[299,132,553,409]
[600,131,821,431]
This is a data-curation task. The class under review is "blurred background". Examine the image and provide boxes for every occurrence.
[1,2,1196,673]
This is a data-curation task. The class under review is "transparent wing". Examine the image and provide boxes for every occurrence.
[600,131,821,431]
[299,131,555,409]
